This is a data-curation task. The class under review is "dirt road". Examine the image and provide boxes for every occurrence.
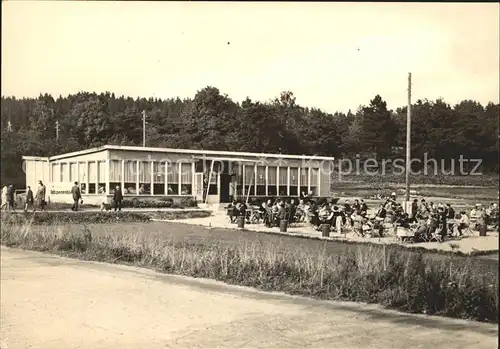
[1,247,497,349]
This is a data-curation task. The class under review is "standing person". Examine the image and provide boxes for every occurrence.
[1,185,8,211]
[113,185,123,212]
[24,186,34,212]
[6,185,15,211]
[35,180,46,212]
[71,182,82,212]
[411,199,419,220]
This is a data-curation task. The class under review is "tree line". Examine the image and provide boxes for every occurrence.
[1,87,498,187]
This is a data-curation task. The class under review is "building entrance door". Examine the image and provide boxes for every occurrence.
[194,173,204,202]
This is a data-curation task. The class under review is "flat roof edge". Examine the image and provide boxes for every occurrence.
[48,147,108,161]
[22,156,49,161]
[105,145,336,161]
[27,145,336,162]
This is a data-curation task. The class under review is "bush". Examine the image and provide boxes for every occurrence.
[1,222,497,323]
[121,198,174,208]
[0,211,152,225]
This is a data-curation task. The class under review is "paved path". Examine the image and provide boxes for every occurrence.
[1,247,497,349]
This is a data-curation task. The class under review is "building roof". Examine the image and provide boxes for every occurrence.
[23,145,336,162]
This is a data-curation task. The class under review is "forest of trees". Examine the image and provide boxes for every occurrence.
[1,86,499,187]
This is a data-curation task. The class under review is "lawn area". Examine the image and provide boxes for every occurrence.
[57,221,499,274]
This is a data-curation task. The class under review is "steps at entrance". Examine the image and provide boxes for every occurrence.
[198,203,222,212]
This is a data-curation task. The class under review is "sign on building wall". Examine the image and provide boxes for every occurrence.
[49,182,74,195]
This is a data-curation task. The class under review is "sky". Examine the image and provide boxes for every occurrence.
[2,1,499,113]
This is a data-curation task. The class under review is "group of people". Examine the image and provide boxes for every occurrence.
[226,191,499,241]
[1,181,47,212]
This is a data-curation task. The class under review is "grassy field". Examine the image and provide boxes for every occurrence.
[333,185,498,202]
[332,174,499,187]
[55,221,499,270]
[2,219,498,323]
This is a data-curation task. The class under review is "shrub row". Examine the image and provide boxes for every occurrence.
[1,222,497,323]
[121,197,198,209]
[0,210,211,225]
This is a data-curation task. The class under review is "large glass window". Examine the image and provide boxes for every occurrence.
[109,160,122,194]
[60,163,67,182]
[256,166,266,196]
[290,167,299,196]
[267,166,277,196]
[180,163,193,195]
[52,163,60,183]
[138,161,151,195]
[278,167,288,196]
[69,163,77,182]
[310,168,319,195]
[243,165,254,197]
[153,162,165,195]
[78,162,87,194]
[300,167,309,196]
[124,161,137,194]
[88,162,97,194]
[97,161,106,194]
[167,162,179,195]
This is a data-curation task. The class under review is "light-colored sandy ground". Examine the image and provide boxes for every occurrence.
[166,213,499,254]
[1,247,497,349]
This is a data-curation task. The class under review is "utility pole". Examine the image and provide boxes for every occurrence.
[142,110,146,147]
[55,120,60,140]
[405,72,412,204]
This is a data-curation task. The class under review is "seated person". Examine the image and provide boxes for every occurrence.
[413,220,429,242]
[227,201,238,223]
[352,199,361,213]
[295,199,306,222]
[351,211,364,235]
[396,213,412,229]
[361,216,374,235]
[360,200,368,215]
[375,204,387,220]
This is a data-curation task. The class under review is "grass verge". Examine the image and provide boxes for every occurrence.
[1,220,497,323]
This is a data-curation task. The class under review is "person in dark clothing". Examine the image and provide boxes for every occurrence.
[7,185,15,211]
[445,203,456,232]
[360,200,368,215]
[277,202,287,221]
[376,204,387,219]
[24,186,34,212]
[396,213,412,228]
[71,182,82,211]
[352,199,361,213]
[411,199,419,220]
[113,185,123,212]
[343,201,353,225]
[445,204,455,219]
[438,207,448,238]
[332,206,344,227]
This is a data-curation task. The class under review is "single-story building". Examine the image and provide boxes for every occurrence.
[22,145,335,205]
